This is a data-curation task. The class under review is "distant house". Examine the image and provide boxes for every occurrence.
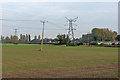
[43,38,59,43]
[81,33,94,43]
[97,41,120,45]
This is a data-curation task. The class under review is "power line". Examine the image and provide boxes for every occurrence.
[3,25,67,30]
[0,19,40,21]
[1,18,70,30]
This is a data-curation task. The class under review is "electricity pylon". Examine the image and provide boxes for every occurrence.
[65,17,78,40]
[14,29,18,36]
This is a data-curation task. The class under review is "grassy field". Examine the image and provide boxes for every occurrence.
[2,44,118,78]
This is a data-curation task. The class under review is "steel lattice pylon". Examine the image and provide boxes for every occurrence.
[65,17,78,40]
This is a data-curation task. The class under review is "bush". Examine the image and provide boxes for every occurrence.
[117,43,120,45]
[66,43,77,46]
[90,42,98,45]
[100,43,105,45]
[112,43,115,45]
[77,42,83,45]
[13,43,18,45]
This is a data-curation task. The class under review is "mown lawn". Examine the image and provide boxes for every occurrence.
[2,44,118,78]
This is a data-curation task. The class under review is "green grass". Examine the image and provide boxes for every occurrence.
[2,44,118,78]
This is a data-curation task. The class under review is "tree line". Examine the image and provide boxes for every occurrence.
[1,34,57,44]
[0,28,120,45]
[92,28,117,41]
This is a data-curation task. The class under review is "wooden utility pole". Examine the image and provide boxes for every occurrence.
[40,20,48,51]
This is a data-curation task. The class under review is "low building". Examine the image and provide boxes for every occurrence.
[81,33,94,43]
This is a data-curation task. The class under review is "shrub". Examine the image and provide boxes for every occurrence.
[66,43,77,46]
[90,42,98,45]
[77,42,83,45]
[100,43,105,45]
[13,43,18,45]
[112,43,115,45]
[117,43,120,45]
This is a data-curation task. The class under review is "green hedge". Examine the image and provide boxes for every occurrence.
[77,42,83,45]
[66,43,77,46]
[90,42,98,45]
[112,43,115,45]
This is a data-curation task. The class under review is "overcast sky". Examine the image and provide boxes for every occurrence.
[1,2,118,39]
